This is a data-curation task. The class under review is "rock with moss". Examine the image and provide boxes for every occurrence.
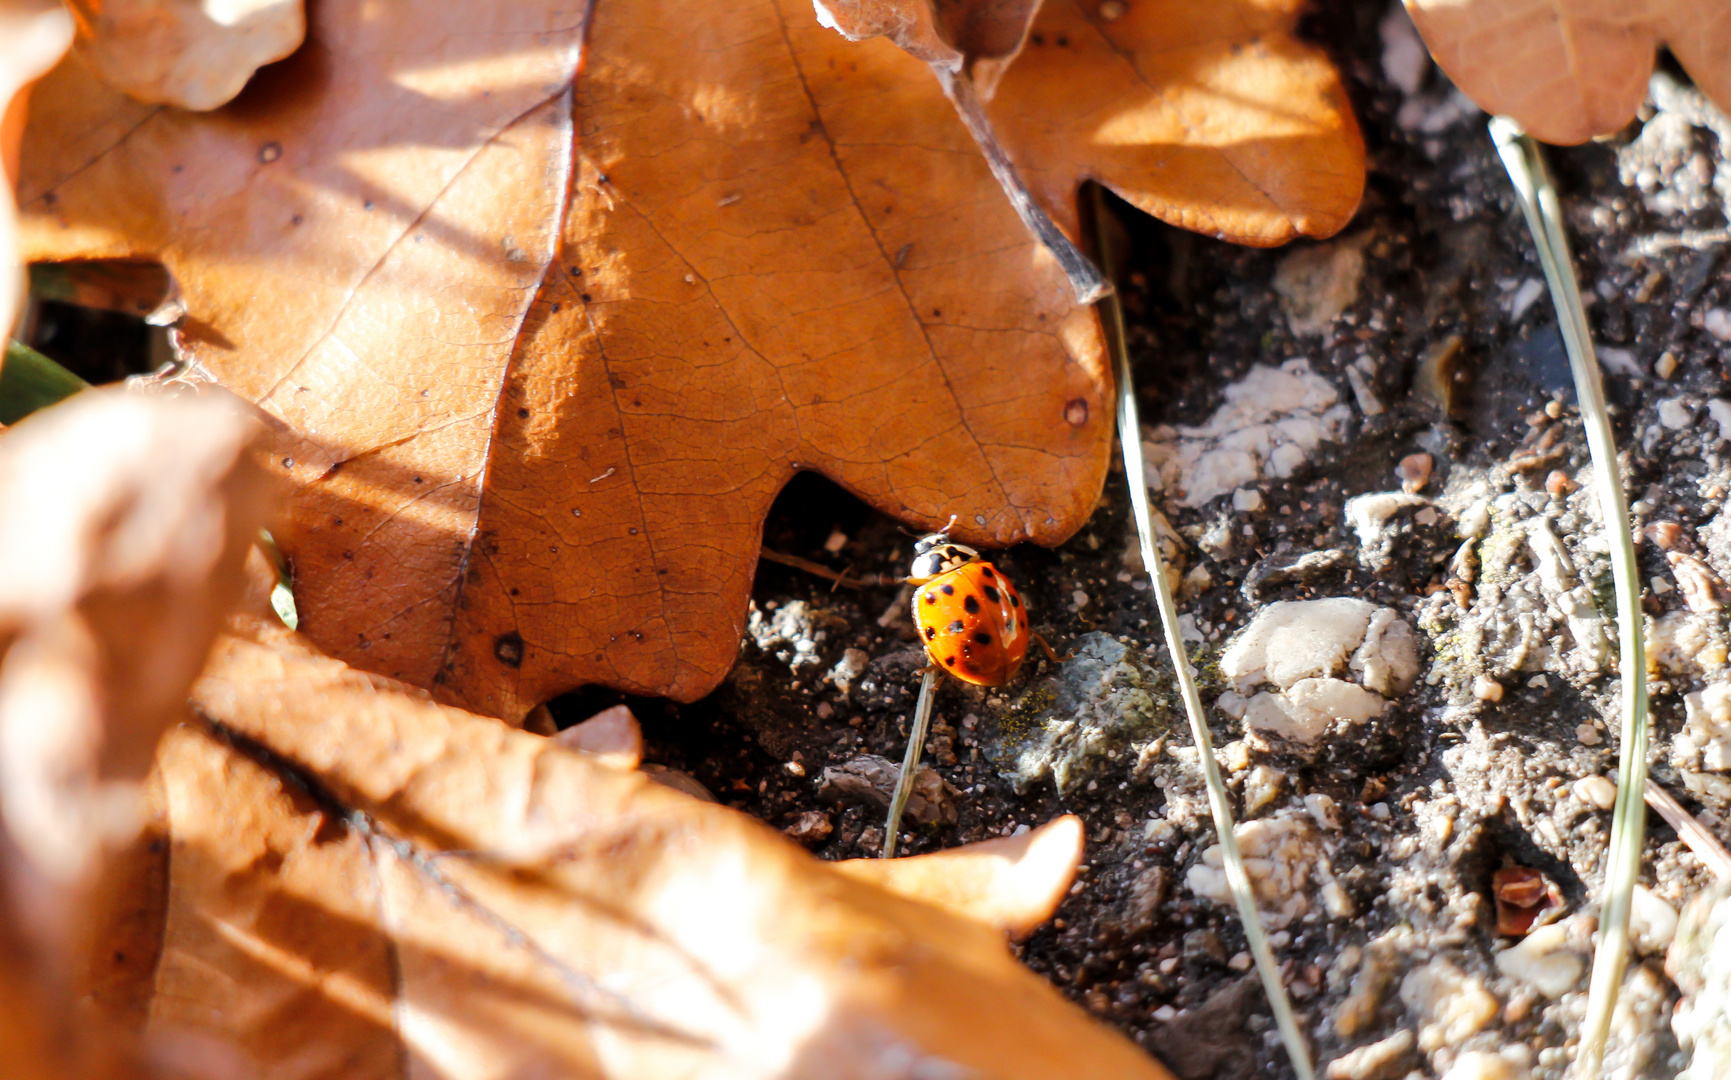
[985,632,1175,794]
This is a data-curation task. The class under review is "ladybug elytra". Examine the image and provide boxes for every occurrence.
[908,531,1030,686]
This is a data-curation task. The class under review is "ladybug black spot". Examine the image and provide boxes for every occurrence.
[923,626,936,640]
[944,656,957,667]
[948,620,966,634]
[1010,594,1022,608]
[940,583,955,595]
[973,631,992,645]
[982,566,995,578]
[963,594,981,614]
[982,585,1001,603]
[924,593,936,604]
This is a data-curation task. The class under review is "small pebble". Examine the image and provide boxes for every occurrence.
[1472,675,1504,702]
[1655,350,1680,380]
[1071,589,1089,608]
[1544,470,1573,497]
[1228,952,1253,972]
[1545,399,1563,418]
[1151,1003,1177,1021]
[1573,775,1616,809]
[1398,452,1434,493]
[1576,724,1602,745]
[1234,487,1265,512]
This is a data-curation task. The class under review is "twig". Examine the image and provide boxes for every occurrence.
[1490,118,1649,1080]
[1088,186,1314,1080]
[1644,778,1731,884]
[758,547,897,589]
[882,667,939,859]
[935,67,1110,305]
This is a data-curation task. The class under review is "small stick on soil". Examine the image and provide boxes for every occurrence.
[1644,778,1731,884]
[935,67,1110,305]
[882,667,938,859]
[758,547,898,589]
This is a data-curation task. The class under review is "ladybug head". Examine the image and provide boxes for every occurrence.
[910,531,979,579]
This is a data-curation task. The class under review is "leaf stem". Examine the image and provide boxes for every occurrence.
[936,67,1110,305]
[1088,185,1314,1080]
[882,666,939,859]
[1489,117,1649,1080]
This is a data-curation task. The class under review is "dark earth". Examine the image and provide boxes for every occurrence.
[24,4,1731,1079]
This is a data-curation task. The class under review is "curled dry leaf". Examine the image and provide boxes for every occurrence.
[19,0,1359,718]
[0,0,73,342]
[82,613,1182,1080]
[66,0,305,110]
[0,387,269,1080]
[1405,0,1731,145]
[836,813,1084,938]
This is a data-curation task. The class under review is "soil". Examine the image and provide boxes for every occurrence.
[25,4,1731,1079]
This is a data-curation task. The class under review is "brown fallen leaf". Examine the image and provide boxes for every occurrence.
[20,0,1360,718]
[0,0,72,342]
[1404,0,1731,144]
[112,612,1178,1080]
[0,386,270,1080]
[836,813,1084,938]
[992,0,1364,245]
[66,0,305,110]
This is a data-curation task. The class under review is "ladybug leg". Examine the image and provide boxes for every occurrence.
[1033,633,1072,665]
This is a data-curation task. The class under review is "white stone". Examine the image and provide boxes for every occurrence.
[1441,1048,1532,1080]
[1684,682,1731,771]
[1304,792,1340,829]
[1495,922,1585,998]
[1222,598,1417,744]
[1243,764,1284,816]
[1630,884,1679,955]
[1705,308,1731,342]
[1660,397,1696,430]
[1599,346,1644,378]
[1233,487,1265,513]
[1508,278,1545,320]
[1187,812,1333,929]
[1707,399,1731,443]
[1144,362,1347,507]
[1459,499,1492,538]
[1378,2,1428,94]
[1400,957,1499,1052]
[1573,774,1617,810]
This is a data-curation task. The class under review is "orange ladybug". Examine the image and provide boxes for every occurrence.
[909,531,1030,686]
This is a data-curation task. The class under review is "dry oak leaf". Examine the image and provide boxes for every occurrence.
[66,0,305,110]
[1404,0,1731,145]
[0,387,270,1080]
[94,612,1183,1080]
[813,0,1044,95]
[19,0,1360,719]
[988,0,1365,244]
[0,0,73,342]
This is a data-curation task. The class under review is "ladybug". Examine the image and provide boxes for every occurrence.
[909,530,1031,686]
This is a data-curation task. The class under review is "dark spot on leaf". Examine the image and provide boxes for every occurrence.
[281,457,294,468]
[983,585,1001,603]
[581,293,592,302]
[964,594,981,614]
[258,142,282,163]
[1065,398,1089,426]
[973,631,992,645]
[518,407,529,418]
[494,632,525,668]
